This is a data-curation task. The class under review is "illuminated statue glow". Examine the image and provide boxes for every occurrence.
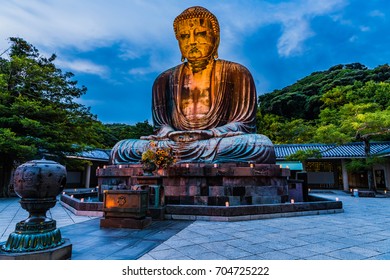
[110,6,275,164]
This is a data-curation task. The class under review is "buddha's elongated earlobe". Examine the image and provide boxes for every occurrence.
[181,55,185,62]
[211,36,219,60]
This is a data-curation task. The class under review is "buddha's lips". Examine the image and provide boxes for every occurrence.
[189,47,199,53]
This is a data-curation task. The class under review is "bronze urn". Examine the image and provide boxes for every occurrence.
[1,159,67,252]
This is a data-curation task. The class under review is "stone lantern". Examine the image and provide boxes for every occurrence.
[0,159,72,259]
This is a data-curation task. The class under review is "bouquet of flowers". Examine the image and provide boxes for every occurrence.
[141,142,176,169]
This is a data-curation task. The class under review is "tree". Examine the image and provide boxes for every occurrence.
[256,112,315,144]
[353,110,390,191]
[257,64,390,191]
[258,63,390,121]
[285,149,322,170]
[314,82,390,191]
[0,37,104,196]
[101,121,154,148]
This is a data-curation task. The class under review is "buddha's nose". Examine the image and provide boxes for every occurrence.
[189,33,196,45]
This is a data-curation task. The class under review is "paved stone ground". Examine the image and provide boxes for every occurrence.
[1,190,389,260]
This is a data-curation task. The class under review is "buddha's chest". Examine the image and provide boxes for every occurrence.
[180,72,212,119]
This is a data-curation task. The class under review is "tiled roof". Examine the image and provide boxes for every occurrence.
[275,142,390,160]
[275,144,334,158]
[377,146,390,156]
[70,149,111,161]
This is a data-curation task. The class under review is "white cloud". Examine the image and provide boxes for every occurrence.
[369,10,385,18]
[265,0,347,57]
[0,0,178,51]
[75,97,103,107]
[56,59,109,78]
[0,0,348,68]
[119,49,143,61]
[349,35,358,42]
[202,0,347,58]
[277,19,314,57]
[127,49,178,79]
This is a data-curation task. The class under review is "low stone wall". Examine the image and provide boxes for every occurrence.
[60,194,103,217]
[59,190,343,221]
[165,195,343,221]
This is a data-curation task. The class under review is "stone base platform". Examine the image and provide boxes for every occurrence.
[149,206,166,220]
[0,239,72,260]
[97,163,294,207]
[165,197,343,221]
[358,190,376,197]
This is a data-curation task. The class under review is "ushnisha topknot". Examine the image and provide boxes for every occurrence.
[173,6,220,39]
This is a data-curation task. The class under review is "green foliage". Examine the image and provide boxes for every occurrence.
[346,157,387,173]
[346,159,368,173]
[316,95,390,144]
[313,124,352,144]
[285,149,322,162]
[257,63,390,145]
[256,112,315,144]
[322,81,390,110]
[101,121,154,147]
[0,128,36,159]
[259,63,390,120]
[0,37,105,195]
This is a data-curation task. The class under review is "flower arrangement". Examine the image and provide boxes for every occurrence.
[141,142,176,169]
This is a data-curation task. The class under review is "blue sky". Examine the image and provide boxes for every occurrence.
[1,0,389,124]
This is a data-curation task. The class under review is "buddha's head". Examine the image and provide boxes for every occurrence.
[173,6,220,63]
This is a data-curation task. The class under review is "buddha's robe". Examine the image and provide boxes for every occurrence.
[110,60,275,164]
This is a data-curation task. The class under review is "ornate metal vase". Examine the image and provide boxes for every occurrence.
[1,159,67,253]
[142,162,157,176]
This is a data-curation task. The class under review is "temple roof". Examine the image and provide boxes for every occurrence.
[68,148,111,161]
[275,142,390,160]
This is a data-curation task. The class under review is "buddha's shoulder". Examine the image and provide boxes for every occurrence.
[155,64,182,80]
[217,59,251,74]
[154,60,252,82]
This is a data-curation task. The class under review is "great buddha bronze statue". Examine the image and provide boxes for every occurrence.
[110,6,275,164]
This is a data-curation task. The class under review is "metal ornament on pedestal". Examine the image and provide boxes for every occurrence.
[142,161,157,176]
[1,159,67,253]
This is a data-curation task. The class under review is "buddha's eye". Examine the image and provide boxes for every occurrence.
[196,31,207,37]
[180,33,190,39]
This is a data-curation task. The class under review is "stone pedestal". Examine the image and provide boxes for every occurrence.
[0,159,71,259]
[100,190,152,229]
[97,163,292,207]
[0,239,72,260]
[134,176,166,220]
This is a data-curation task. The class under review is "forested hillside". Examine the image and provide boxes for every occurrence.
[257,63,390,144]
[101,121,153,148]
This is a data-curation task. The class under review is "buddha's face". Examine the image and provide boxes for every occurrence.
[177,18,217,62]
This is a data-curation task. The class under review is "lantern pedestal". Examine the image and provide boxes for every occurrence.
[0,239,72,260]
[0,159,72,260]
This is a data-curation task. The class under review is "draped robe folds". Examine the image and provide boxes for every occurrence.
[110,60,276,164]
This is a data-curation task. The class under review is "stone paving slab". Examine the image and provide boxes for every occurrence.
[59,219,193,260]
[1,190,390,260]
[143,191,390,260]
